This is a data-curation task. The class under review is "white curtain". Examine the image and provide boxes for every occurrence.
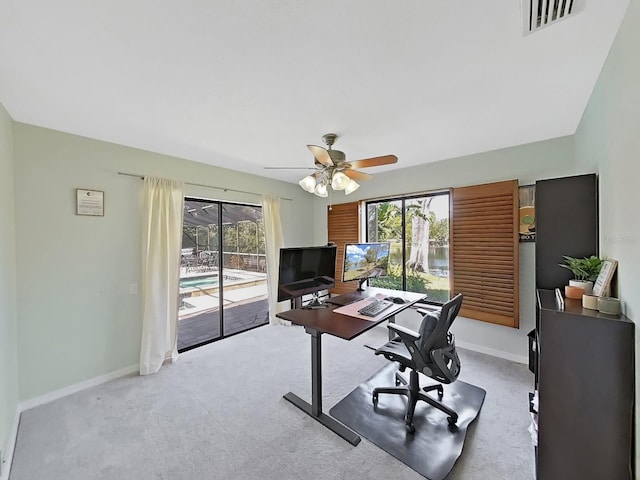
[140,177,185,375]
[261,194,288,325]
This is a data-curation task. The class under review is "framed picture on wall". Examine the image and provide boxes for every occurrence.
[76,189,104,216]
[519,185,535,242]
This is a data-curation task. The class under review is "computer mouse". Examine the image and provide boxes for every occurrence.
[390,297,406,304]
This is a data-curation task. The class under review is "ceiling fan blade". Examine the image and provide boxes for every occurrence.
[347,155,398,169]
[264,167,317,170]
[344,169,373,181]
[307,145,334,166]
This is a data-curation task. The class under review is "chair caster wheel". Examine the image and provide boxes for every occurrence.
[406,423,416,434]
[447,416,457,426]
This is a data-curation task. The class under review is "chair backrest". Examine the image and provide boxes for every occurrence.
[416,293,463,383]
[418,294,462,351]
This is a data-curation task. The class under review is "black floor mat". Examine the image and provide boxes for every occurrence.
[330,363,486,479]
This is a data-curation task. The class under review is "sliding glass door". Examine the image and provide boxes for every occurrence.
[178,198,268,351]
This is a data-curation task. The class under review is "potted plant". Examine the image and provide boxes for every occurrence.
[559,255,602,296]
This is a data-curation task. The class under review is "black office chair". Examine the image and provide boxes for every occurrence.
[372,293,463,433]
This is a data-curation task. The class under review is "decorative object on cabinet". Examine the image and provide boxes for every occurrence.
[519,185,536,242]
[596,296,621,315]
[582,294,598,310]
[563,284,584,299]
[558,255,602,295]
[592,259,617,297]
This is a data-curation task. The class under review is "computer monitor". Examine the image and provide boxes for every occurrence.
[277,245,337,303]
[342,242,390,291]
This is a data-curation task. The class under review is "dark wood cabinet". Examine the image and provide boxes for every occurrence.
[536,290,634,480]
[535,173,598,290]
[529,173,599,380]
[529,173,635,479]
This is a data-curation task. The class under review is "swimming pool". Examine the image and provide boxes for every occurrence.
[180,274,241,289]
[180,276,219,289]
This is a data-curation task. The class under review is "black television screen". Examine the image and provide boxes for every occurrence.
[342,242,390,289]
[277,245,337,302]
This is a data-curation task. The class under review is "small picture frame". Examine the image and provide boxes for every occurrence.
[76,189,104,216]
[519,185,536,242]
[592,259,617,297]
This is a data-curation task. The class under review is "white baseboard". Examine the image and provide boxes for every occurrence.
[374,322,529,365]
[0,405,20,480]
[19,364,139,413]
[4,365,139,478]
[456,340,528,365]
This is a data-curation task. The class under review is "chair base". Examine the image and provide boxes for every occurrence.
[372,369,458,433]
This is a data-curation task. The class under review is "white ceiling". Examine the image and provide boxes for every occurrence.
[0,0,630,184]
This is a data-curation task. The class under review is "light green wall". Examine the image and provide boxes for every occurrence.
[575,0,639,319]
[313,136,578,361]
[13,123,315,401]
[574,0,639,468]
[0,104,19,470]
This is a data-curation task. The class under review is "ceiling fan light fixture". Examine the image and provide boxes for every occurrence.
[299,174,317,193]
[344,179,360,195]
[314,182,328,197]
[288,133,396,197]
[331,171,350,190]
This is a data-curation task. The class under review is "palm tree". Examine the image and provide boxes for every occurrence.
[406,197,435,273]
[369,202,402,241]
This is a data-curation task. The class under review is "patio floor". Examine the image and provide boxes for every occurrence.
[177,298,269,351]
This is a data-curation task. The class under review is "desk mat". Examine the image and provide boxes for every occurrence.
[329,363,486,480]
[333,298,403,321]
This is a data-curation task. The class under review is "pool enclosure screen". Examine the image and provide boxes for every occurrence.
[178,198,268,351]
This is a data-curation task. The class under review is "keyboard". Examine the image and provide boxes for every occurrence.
[358,299,393,317]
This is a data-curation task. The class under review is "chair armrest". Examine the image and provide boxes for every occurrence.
[387,322,420,341]
[388,323,421,350]
[415,305,442,316]
[388,323,424,367]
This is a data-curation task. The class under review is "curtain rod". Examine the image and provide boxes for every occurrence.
[117,171,292,201]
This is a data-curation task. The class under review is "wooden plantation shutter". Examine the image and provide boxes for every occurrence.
[327,202,360,295]
[451,180,519,328]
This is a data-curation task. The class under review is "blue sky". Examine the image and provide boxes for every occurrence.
[345,243,389,265]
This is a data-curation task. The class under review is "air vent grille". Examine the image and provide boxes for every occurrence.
[523,0,577,35]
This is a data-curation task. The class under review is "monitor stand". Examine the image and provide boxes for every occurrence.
[356,278,368,291]
[305,292,328,309]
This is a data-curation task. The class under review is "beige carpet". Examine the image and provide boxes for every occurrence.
[10,323,534,480]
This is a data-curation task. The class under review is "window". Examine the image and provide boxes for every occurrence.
[366,192,450,303]
[328,179,519,326]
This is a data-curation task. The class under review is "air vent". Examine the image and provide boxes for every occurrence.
[523,0,578,35]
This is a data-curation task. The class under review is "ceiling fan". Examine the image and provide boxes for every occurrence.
[266,133,398,197]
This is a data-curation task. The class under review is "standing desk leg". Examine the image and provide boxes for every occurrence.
[310,327,322,416]
[283,328,361,446]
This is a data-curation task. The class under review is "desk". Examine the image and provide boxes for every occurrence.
[276,287,425,445]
